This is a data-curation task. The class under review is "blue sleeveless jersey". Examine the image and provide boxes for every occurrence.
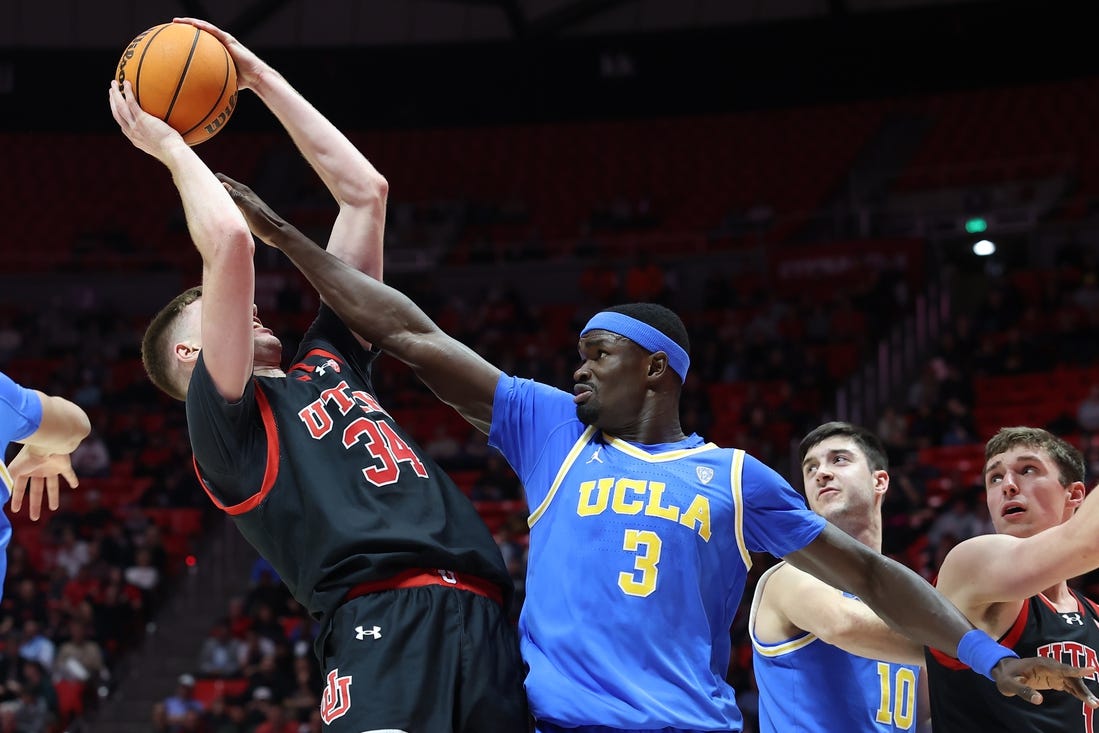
[489,375,826,730]
[0,371,44,599]
[751,563,922,733]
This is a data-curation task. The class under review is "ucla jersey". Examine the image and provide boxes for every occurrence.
[0,371,44,599]
[750,563,922,733]
[489,375,826,731]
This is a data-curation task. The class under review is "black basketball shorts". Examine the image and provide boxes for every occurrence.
[318,573,530,733]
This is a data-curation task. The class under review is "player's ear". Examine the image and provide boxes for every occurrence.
[648,352,669,380]
[872,469,889,497]
[175,340,201,364]
[1067,481,1087,509]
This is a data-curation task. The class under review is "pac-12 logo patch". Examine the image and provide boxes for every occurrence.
[696,466,714,484]
[320,668,352,724]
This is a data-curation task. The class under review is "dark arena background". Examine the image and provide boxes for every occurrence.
[2,1,1099,731]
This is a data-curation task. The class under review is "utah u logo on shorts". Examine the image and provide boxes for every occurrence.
[320,668,353,724]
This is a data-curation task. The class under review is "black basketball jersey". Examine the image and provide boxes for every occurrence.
[926,590,1099,732]
[186,306,513,627]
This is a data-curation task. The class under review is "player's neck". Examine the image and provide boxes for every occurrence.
[834,515,882,553]
[1040,582,1075,612]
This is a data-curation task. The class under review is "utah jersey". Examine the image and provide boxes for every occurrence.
[750,562,922,733]
[489,374,827,730]
[187,306,513,637]
[926,590,1099,732]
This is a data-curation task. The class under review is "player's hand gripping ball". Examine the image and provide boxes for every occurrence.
[115,22,238,145]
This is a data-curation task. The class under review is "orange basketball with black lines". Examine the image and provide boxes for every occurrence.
[115,23,238,146]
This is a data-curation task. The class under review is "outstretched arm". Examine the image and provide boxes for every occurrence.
[786,523,1099,707]
[936,484,1099,615]
[221,175,501,432]
[6,385,91,521]
[174,18,387,283]
[109,81,256,401]
[756,563,925,666]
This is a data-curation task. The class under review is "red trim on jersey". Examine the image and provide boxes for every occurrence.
[1084,595,1099,618]
[192,382,281,516]
[289,349,345,375]
[343,569,503,606]
[928,600,1031,671]
[1000,598,1031,648]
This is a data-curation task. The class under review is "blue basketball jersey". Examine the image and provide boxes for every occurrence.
[489,375,826,730]
[751,563,922,733]
[0,370,44,599]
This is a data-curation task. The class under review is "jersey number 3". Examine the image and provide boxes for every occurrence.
[619,529,662,597]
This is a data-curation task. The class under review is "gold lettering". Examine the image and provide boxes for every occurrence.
[644,482,680,521]
[577,478,613,516]
[679,495,711,541]
[611,478,645,515]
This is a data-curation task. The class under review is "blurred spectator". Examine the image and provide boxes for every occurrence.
[53,525,91,579]
[163,673,205,731]
[926,493,980,555]
[423,422,462,465]
[123,546,161,603]
[245,654,293,705]
[205,694,247,733]
[254,701,298,733]
[237,630,276,680]
[17,620,54,671]
[197,620,244,678]
[70,426,112,478]
[2,660,59,733]
[52,619,106,686]
[2,579,47,630]
[282,655,321,723]
[1077,384,1099,433]
[876,405,910,463]
[470,454,521,502]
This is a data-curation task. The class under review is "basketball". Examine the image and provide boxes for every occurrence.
[115,23,238,146]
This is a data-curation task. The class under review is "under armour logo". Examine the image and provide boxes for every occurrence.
[586,448,603,464]
[355,625,382,640]
[696,466,714,484]
[314,358,341,376]
[1062,613,1084,626]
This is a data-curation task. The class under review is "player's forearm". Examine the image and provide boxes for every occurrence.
[789,526,972,657]
[249,66,387,208]
[164,145,254,264]
[273,226,431,344]
[853,554,972,657]
[813,600,926,666]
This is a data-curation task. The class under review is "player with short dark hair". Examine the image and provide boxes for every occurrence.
[752,421,928,733]
[219,180,1099,733]
[108,18,527,732]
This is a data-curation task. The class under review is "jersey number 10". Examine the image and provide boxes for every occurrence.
[875,662,917,730]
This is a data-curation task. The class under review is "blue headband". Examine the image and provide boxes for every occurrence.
[581,312,690,382]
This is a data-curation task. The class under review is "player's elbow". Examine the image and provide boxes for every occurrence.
[208,225,256,264]
[340,172,389,212]
[812,616,867,648]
